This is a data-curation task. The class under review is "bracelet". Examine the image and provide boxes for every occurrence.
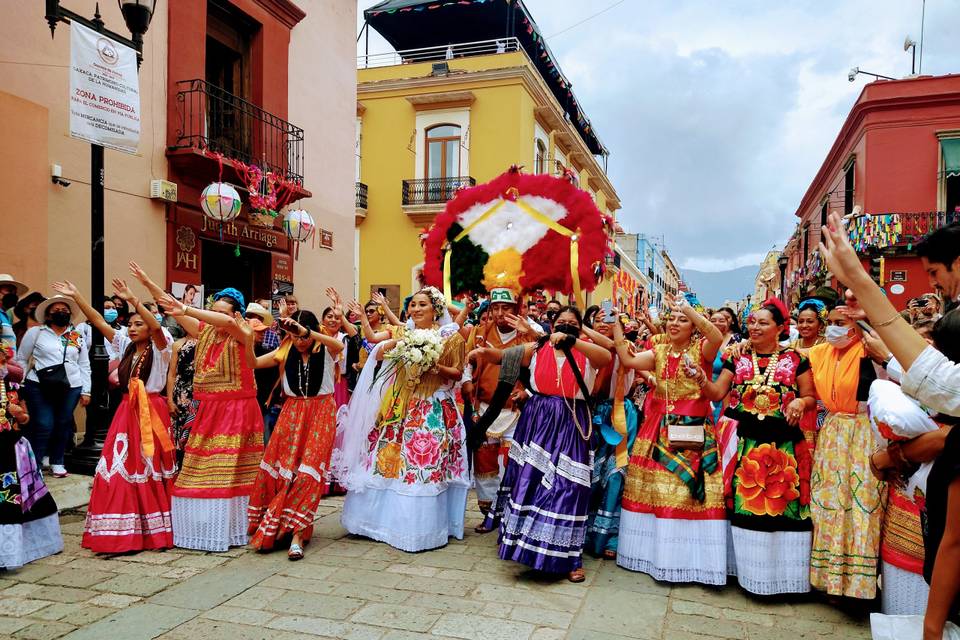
[874,313,902,328]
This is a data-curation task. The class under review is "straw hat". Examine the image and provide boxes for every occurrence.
[244,302,274,327]
[35,295,81,325]
[0,274,28,297]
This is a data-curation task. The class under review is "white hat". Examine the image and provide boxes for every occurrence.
[244,302,274,326]
[489,288,518,305]
[35,295,81,325]
[0,274,28,297]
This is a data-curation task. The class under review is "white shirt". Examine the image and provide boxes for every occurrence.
[281,348,336,397]
[78,322,124,360]
[16,325,91,394]
[597,355,635,400]
[902,345,960,417]
[111,330,173,394]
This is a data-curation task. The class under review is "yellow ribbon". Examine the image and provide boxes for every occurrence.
[611,365,629,469]
[128,377,174,458]
[442,197,584,307]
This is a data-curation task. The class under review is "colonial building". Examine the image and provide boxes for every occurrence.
[783,74,960,306]
[355,0,628,307]
[615,233,680,308]
[0,1,356,312]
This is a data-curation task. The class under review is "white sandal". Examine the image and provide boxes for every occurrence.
[288,543,304,561]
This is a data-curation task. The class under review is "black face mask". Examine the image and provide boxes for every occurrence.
[49,311,71,327]
[546,310,559,323]
[2,293,17,310]
[554,323,580,338]
[625,330,640,342]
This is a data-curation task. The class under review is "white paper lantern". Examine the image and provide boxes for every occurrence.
[200,182,242,222]
[283,208,315,242]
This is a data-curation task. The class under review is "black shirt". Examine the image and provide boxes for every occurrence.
[924,425,960,584]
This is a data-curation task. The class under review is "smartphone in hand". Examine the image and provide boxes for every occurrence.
[601,299,616,324]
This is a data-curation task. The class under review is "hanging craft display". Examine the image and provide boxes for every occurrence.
[848,214,902,252]
[200,182,242,223]
[283,208,315,260]
[240,164,280,227]
[422,168,610,306]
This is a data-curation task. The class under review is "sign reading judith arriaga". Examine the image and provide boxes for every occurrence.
[69,21,141,154]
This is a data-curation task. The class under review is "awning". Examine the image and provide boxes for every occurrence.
[364,0,608,157]
[943,138,960,178]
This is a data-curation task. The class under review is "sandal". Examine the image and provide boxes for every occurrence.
[568,568,586,583]
[288,543,304,561]
[474,522,495,534]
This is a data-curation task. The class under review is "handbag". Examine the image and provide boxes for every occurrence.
[35,338,70,389]
[663,370,704,450]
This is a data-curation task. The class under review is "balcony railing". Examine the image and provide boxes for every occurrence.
[171,79,305,184]
[848,210,960,252]
[358,37,520,69]
[356,182,368,210]
[402,177,476,206]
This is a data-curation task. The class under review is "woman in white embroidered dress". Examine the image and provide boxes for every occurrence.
[337,287,469,552]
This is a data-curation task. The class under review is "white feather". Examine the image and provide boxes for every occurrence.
[456,196,570,255]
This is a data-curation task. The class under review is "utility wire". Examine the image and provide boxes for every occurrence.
[547,0,628,39]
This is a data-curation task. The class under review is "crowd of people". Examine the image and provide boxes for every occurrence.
[0,219,958,638]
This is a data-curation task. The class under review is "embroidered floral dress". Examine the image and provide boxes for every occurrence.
[0,381,63,568]
[341,325,469,552]
[723,349,814,595]
[170,338,198,458]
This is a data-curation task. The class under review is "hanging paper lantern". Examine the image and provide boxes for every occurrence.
[200,182,242,222]
[283,208,315,242]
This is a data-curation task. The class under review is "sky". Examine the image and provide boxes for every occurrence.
[357,0,960,273]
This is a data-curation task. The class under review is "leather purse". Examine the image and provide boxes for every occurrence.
[35,340,70,389]
[665,415,705,450]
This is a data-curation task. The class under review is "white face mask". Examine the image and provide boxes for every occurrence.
[825,325,854,349]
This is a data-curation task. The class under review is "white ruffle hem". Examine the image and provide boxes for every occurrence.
[616,511,728,585]
[342,485,468,552]
[171,496,249,552]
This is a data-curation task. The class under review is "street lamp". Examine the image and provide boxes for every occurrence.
[777,254,789,304]
[44,0,156,473]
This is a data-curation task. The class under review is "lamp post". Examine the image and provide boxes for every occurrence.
[777,254,789,305]
[44,0,156,473]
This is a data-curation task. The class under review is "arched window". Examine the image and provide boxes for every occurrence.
[535,139,547,174]
[425,124,461,181]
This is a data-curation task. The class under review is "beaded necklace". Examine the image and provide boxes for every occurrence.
[297,353,310,397]
[745,348,782,420]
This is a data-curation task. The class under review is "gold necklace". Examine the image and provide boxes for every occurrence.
[747,348,782,420]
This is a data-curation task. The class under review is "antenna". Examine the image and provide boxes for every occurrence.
[918,0,926,74]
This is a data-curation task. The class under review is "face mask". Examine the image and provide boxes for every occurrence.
[825,325,854,348]
[2,293,17,310]
[154,314,164,323]
[625,330,640,342]
[49,311,71,327]
[554,323,580,338]
[546,310,559,323]
[104,309,119,324]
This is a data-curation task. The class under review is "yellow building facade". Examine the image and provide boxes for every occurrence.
[355,42,622,307]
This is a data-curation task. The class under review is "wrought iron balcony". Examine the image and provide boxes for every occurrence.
[402,176,476,206]
[356,182,368,210]
[171,79,305,185]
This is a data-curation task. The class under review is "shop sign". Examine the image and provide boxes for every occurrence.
[201,215,284,250]
[272,253,293,283]
[69,22,140,153]
[320,229,333,250]
[174,226,199,273]
[889,270,907,282]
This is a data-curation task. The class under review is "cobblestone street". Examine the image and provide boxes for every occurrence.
[0,476,875,640]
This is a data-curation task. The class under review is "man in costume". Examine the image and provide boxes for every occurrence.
[469,288,534,531]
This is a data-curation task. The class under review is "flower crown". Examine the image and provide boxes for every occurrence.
[415,286,446,320]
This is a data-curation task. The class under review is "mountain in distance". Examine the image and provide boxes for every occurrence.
[681,266,758,309]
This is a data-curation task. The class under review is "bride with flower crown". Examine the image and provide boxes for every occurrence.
[334,286,469,552]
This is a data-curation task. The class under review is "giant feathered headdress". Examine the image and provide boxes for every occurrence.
[423,168,611,306]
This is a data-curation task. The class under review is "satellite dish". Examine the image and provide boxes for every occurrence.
[904,36,917,51]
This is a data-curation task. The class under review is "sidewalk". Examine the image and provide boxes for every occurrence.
[0,493,873,640]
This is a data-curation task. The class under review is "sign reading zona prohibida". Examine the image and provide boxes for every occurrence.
[69,21,141,154]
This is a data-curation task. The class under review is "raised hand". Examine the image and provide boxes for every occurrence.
[129,261,150,285]
[111,278,136,302]
[347,300,364,317]
[325,287,342,309]
[235,312,253,338]
[371,291,388,307]
[157,293,187,317]
[818,211,867,287]
[51,281,80,298]
[505,313,532,335]
[278,297,289,319]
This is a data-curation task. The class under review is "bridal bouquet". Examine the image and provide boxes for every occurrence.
[375,328,445,387]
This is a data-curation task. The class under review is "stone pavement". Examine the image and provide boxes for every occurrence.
[0,489,874,640]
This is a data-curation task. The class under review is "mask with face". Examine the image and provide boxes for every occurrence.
[154,313,164,323]
[2,293,18,311]
[104,309,119,324]
[49,310,71,327]
[546,310,559,323]
[825,325,855,349]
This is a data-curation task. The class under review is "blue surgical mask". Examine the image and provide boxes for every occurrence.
[155,313,163,323]
[104,309,119,323]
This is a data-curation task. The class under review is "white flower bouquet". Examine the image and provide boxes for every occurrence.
[378,328,445,387]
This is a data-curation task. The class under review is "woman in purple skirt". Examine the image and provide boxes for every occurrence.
[470,307,611,582]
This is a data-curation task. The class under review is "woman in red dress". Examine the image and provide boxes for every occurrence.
[247,310,343,559]
[53,279,176,553]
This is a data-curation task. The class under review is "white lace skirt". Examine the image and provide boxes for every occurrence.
[342,485,468,552]
[730,526,811,595]
[0,514,64,569]
[616,511,728,585]
[881,561,929,615]
[171,496,249,552]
